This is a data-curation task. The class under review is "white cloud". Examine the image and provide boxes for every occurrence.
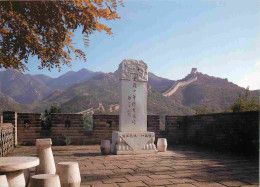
[236,61,260,90]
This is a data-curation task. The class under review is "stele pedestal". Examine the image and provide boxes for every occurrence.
[111,59,157,155]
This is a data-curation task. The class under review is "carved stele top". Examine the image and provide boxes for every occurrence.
[119,59,148,82]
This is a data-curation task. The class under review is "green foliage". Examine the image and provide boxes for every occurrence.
[194,104,216,114]
[230,87,259,112]
[42,105,61,129]
[65,136,71,146]
[83,114,93,131]
[195,104,209,115]
[49,105,61,113]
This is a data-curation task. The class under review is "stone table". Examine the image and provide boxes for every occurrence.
[0,157,39,187]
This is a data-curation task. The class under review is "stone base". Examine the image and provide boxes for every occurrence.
[111,131,157,155]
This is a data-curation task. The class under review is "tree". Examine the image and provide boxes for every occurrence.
[48,105,62,114]
[83,114,93,131]
[42,105,61,129]
[0,0,123,72]
[229,87,259,112]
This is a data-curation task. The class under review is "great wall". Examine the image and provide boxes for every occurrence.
[162,68,198,97]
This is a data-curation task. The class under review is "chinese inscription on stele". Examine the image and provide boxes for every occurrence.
[127,74,137,126]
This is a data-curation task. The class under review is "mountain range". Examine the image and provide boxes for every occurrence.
[0,67,259,115]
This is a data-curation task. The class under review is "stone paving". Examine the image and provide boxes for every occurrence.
[8,145,259,187]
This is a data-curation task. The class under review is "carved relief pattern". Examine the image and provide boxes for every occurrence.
[0,125,14,157]
[115,132,156,152]
[119,59,148,81]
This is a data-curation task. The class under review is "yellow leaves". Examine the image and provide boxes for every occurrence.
[105,8,110,14]
[95,23,112,35]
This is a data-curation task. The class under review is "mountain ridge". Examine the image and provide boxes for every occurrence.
[0,67,258,115]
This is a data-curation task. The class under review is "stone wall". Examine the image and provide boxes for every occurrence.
[50,113,85,145]
[3,112,161,146]
[2,110,258,155]
[16,113,86,145]
[92,115,161,143]
[17,113,42,145]
[0,123,14,156]
[92,115,119,144]
[147,115,161,139]
[165,111,259,154]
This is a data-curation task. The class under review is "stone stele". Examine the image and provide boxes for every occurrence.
[111,59,157,154]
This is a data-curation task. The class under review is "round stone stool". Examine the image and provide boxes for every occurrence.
[0,174,8,187]
[56,162,81,187]
[157,138,167,152]
[36,138,56,174]
[28,174,61,187]
[100,140,110,155]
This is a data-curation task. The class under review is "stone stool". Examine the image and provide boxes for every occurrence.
[56,162,81,187]
[0,174,8,187]
[100,140,110,155]
[157,138,167,152]
[36,138,56,174]
[29,174,60,187]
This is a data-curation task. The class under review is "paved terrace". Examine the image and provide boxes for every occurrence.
[8,145,258,187]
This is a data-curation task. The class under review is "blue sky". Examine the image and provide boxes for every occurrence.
[19,0,260,89]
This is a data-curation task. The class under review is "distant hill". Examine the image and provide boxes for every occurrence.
[35,72,194,115]
[40,68,103,89]
[35,69,258,115]
[148,72,175,93]
[0,69,103,104]
[0,70,54,104]
[0,66,259,116]
[169,72,259,112]
[0,91,30,113]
